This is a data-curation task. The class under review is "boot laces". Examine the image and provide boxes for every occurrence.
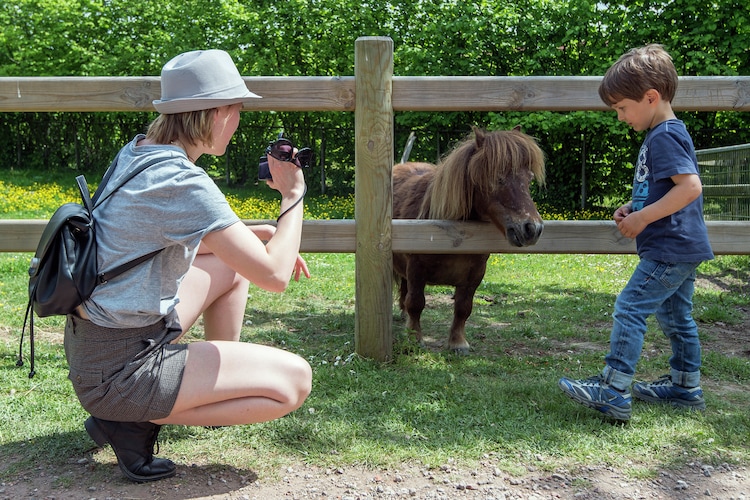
[147,425,161,457]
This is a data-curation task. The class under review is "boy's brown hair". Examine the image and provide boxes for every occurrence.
[598,44,679,106]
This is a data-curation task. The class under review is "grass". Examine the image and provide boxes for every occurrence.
[1,175,749,484]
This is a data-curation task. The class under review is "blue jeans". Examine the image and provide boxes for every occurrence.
[600,258,702,391]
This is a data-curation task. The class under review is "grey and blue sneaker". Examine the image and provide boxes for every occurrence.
[558,375,632,421]
[632,375,706,410]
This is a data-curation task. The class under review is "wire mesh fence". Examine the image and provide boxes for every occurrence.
[697,143,750,221]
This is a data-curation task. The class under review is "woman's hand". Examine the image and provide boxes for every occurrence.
[293,255,311,282]
[266,154,306,199]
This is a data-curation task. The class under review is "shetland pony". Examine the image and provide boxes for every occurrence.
[393,127,546,353]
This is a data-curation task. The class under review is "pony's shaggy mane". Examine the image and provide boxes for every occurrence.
[420,128,546,220]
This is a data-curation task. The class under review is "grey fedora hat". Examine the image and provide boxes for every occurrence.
[153,49,261,114]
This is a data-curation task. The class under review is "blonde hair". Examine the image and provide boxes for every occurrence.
[145,108,216,147]
[598,44,679,105]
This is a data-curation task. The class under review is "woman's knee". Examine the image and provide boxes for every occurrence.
[288,354,313,405]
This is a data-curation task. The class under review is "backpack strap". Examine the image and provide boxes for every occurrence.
[91,154,166,209]
[77,175,94,215]
[97,248,163,284]
[89,154,167,284]
[87,149,122,209]
[18,300,36,378]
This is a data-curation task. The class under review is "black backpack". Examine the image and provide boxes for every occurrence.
[18,155,164,378]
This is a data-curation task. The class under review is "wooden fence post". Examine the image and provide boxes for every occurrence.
[354,37,394,361]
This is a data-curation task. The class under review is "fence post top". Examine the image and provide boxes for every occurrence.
[356,36,393,43]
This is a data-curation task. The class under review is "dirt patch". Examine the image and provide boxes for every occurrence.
[2,454,748,499]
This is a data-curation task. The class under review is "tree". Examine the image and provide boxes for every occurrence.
[1,0,748,205]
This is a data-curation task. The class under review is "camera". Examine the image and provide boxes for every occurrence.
[258,132,280,181]
[258,132,313,181]
[258,154,272,181]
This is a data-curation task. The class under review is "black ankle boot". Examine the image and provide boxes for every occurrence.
[84,416,176,482]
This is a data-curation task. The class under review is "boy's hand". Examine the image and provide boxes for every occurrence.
[615,174,702,239]
[614,202,647,238]
[613,203,632,224]
[617,210,648,239]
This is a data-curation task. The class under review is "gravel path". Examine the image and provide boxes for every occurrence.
[3,456,748,499]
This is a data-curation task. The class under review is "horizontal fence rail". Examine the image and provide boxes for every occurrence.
[1,219,748,255]
[2,76,749,113]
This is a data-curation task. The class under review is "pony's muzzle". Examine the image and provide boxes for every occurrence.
[506,220,544,247]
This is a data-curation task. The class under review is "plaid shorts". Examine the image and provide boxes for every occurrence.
[64,314,187,421]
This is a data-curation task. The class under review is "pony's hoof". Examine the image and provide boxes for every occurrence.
[450,346,471,355]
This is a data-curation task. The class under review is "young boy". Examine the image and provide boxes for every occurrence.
[558,44,714,421]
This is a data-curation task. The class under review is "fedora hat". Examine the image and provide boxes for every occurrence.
[153,49,261,114]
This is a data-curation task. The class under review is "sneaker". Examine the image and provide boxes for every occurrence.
[632,375,706,410]
[558,375,632,421]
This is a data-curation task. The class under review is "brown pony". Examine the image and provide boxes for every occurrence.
[392,127,546,353]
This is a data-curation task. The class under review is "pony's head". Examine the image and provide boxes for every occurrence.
[424,126,546,247]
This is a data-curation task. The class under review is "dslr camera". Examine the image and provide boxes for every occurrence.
[258,132,313,181]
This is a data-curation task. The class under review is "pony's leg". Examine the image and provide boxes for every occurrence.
[398,277,408,319]
[449,284,478,354]
[403,278,427,345]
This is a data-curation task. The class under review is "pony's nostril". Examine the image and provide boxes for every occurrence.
[527,221,543,240]
[508,221,543,246]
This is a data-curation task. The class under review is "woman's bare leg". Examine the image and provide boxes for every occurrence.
[164,249,310,427]
[153,341,312,426]
[175,253,250,341]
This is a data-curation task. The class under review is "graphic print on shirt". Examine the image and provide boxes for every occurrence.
[632,144,649,211]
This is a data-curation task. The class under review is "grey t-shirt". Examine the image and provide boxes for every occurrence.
[81,135,240,328]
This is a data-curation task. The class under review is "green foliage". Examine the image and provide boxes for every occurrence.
[1,0,749,206]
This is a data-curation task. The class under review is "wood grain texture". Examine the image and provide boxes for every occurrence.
[3,220,746,255]
[2,76,747,112]
[354,37,394,361]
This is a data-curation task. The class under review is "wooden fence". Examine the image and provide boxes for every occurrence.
[2,36,750,360]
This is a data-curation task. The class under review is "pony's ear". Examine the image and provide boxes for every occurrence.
[473,127,485,148]
[512,125,523,132]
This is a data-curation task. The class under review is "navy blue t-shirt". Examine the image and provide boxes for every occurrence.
[630,119,714,263]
